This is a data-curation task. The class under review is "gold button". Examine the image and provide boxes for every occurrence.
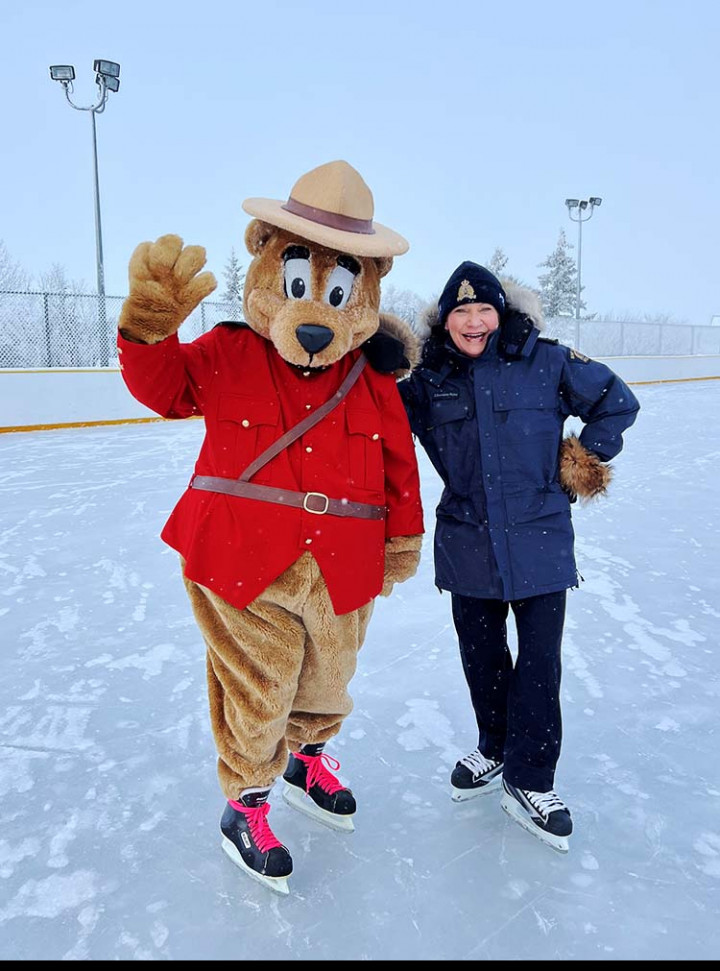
[305,404,312,410]
[241,419,250,428]
[302,371,310,377]
[372,433,379,441]
[305,446,313,453]
[305,538,312,545]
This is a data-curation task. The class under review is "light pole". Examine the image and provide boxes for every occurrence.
[564,196,602,319]
[49,60,121,365]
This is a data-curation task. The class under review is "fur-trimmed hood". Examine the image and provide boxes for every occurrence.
[364,311,423,378]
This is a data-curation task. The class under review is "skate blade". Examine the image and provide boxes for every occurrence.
[500,795,570,854]
[221,836,291,895]
[451,777,503,802]
[282,784,355,832]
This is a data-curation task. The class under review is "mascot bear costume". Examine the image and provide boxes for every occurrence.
[117,160,424,894]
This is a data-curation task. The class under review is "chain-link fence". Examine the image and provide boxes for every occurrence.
[544,317,720,356]
[1,289,719,368]
[0,290,243,368]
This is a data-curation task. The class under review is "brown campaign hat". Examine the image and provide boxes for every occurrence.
[242,159,409,258]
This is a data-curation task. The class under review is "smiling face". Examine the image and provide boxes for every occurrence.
[444,302,500,357]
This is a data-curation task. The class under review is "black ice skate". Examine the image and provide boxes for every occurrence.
[500,778,573,853]
[282,743,356,832]
[220,787,293,894]
[451,747,504,802]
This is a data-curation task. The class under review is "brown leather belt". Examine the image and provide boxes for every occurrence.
[188,355,385,521]
[190,475,386,520]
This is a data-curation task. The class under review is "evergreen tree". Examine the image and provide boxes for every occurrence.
[537,229,583,318]
[487,247,509,277]
[221,247,245,308]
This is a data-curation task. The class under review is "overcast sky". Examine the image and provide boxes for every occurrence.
[2,0,719,324]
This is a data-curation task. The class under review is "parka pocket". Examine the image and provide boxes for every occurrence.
[492,388,562,490]
[346,407,384,491]
[504,490,570,525]
[216,393,280,479]
[492,387,558,434]
[427,393,473,430]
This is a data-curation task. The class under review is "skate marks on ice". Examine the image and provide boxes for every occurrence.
[563,537,705,705]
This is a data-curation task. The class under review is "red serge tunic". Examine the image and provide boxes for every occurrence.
[118,325,424,615]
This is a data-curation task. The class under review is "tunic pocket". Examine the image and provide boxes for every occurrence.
[216,393,280,479]
[346,407,384,492]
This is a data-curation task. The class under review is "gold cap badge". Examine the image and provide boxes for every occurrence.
[457,279,476,301]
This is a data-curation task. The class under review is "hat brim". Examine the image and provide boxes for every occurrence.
[242,197,409,258]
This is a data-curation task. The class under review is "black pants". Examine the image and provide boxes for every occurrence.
[450,590,567,793]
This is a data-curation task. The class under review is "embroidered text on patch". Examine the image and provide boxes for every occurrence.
[457,280,476,302]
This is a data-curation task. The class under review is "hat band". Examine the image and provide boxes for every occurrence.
[282,197,376,235]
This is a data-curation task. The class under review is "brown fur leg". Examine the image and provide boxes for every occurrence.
[183,569,309,800]
[282,559,373,752]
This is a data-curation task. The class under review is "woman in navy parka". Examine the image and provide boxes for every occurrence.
[399,261,639,852]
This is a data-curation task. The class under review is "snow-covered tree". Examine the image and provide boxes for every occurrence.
[487,247,509,277]
[380,284,426,330]
[36,264,100,366]
[0,239,30,291]
[537,229,582,318]
[221,247,245,303]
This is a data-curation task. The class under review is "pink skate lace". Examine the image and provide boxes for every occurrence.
[295,751,345,794]
[227,799,282,852]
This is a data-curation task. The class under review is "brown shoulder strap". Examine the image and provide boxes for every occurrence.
[238,353,367,482]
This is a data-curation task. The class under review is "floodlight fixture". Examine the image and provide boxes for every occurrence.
[49,65,75,82]
[99,74,120,92]
[93,59,120,78]
[564,194,603,320]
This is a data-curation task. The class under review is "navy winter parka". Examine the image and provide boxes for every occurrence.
[399,313,640,602]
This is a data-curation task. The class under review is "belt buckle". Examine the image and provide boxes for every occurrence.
[303,491,330,515]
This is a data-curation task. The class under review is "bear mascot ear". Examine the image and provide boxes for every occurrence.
[245,219,276,256]
[375,256,394,279]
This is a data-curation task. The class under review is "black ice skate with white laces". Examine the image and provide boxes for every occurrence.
[450,747,504,802]
[282,743,356,832]
[220,787,293,894]
[500,778,573,853]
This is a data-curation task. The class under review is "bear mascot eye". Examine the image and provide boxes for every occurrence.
[284,257,311,301]
[323,264,356,309]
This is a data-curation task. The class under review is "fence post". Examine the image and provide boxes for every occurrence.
[98,293,109,367]
[43,291,52,367]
